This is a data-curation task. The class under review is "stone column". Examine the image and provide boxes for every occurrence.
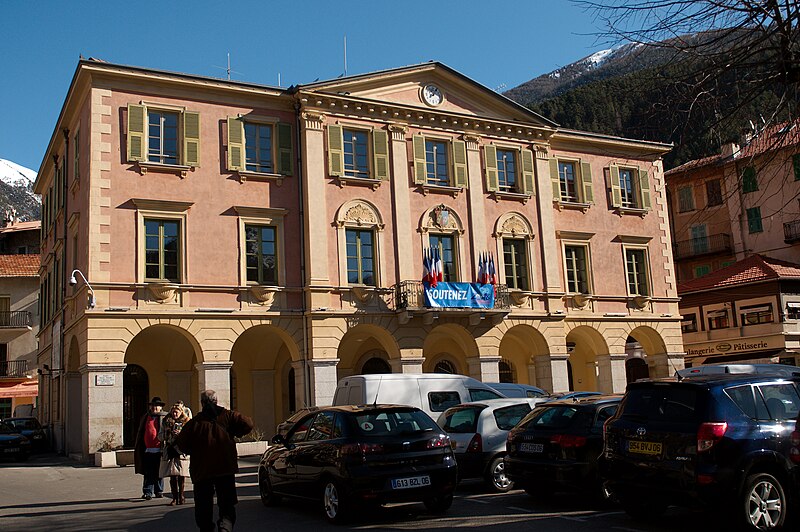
[389,124,415,282]
[526,363,538,388]
[649,351,686,378]
[464,135,488,258]
[82,363,125,459]
[597,353,628,393]
[309,359,340,407]
[392,357,425,374]
[468,355,501,382]
[165,371,192,407]
[533,145,563,309]
[195,361,234,407]
[251,369,276,435]
[534,354,570,393]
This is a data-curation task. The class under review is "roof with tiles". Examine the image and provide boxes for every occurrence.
[678,254,800,294]
[666,119,800,176]
[0,254,40,277]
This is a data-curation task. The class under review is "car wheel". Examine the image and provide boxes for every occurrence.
[258,469,280,507]
[742,473,787,530]
[424,493,453,513]
[619,495,667,521]
[486,456,513,492]
[322,479,349,524]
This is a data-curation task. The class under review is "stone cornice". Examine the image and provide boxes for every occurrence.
[301,111,325,131]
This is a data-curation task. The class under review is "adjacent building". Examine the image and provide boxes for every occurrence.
[34,59,683,460]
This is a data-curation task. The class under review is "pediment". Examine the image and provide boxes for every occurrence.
[299,62,556,128]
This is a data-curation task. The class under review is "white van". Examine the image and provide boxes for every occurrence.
[332,374,505,418]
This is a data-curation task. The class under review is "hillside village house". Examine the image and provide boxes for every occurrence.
[35,59,683,459]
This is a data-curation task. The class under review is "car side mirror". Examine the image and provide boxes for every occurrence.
[271,434,286,445]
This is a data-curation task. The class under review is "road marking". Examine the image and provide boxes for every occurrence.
[465,498,491,504]
[506,506,530,512]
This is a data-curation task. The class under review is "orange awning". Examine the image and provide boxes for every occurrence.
[0,380,38,398]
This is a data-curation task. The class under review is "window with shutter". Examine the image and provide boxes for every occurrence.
[452,140,467,188]
[747,207,763,233]
[276,123,293,176]
[580,161,593,203]
[244,122,273,173]
[678,186,695,212]
[793,154,800,181]
[484,145,498,192]
[624,247,650,296]
[343,128,369,178]
[182,112,200,166]
[496,149,518,192]
[425,140,450,186]
[564,244,590,294]
[372,129,389,181]
[522,149,535,196]
[742,166,758,193]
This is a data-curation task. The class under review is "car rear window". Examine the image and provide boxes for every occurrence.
[469,388,504,401]
[429,391,461,412]
[725,385,758,418]
[440,406,481,433]
[355,409,439,436]
[493,404,532,430]
[7,419,39,430]
[518,405,581,430]
[757,383,800,421]
[621,386,699,422]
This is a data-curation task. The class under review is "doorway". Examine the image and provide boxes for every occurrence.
[123,364,149,448]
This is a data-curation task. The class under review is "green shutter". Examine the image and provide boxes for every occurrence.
[277,123,293,175]
[452,140,468,188]
[638,168,651,209]
[372,128,389,180]
[182,111,201,167]
[549,158,561,201]
[412,135,427,184]
[226,117,244,171]
[328,124,344,177]
[794,154,800,181]
[127,103,146,162]
[580,161,593,203]
[484,144,498,192]
[609,166,622,208]
[521,149,535,195]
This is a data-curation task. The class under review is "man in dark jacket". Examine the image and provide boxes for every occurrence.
[134,396,167,499]
[175,389,253,532]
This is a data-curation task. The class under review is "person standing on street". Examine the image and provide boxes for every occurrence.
[134,396,167,500]
[175,389,254,532]
[158,402,191,505]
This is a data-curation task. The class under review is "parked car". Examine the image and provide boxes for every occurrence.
[258,404,458,523]
[602,375,800,530]
[505,395,621,499]
[2,417,47,452]
[332,374,505,418]
[485,383,549,398]
[676,363,800,379]
[437,398,546,491]
[546,391,602,402]
[275,407,320,438]
[0,421,31,461]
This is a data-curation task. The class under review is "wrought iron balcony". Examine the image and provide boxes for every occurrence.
[0,311,32,328]
[0,360,29,378]
[673,233,732,260]
[784,220,800,243]
[393,280,510,311]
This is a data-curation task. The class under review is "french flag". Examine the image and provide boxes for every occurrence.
[478,252,487,284]
[488,253,497,285]
[435,247,444,282]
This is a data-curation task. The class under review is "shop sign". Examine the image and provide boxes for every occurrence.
[686,336,783,357]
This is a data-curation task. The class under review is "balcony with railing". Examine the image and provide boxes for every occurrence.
[784,220,800,243]
[0,311,32,329]
[392,280,510,325]
[0,360,29,378]
[673,233,733,260]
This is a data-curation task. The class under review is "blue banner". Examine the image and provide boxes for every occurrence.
[424,282,495,309]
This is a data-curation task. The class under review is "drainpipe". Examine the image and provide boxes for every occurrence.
[60,128,70,455]
[293,97,311,408]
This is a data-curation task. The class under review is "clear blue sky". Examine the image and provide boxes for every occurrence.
[0,0,604,173]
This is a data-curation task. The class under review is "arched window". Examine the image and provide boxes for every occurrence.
[361,357,391,375]
[499,359,514,383]
[434,360,457,375]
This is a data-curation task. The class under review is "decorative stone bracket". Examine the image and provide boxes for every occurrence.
[250,285,279,306]
[510,291,532,306]
[572,293,593,309]
[147,283,180,303]
[351,286,376,304]
[631,295,651,309]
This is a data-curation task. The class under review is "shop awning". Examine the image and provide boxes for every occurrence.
[0,380,38,399]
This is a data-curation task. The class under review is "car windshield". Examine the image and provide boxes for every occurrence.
[493,404,532,430]
[354,409,438,436]
[469,388,503,401]
[6,419,40,430]
[440,406,482,433]
[621,386,699,422]
[517,405,581,429]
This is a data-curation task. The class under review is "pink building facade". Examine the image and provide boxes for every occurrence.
[34,60,683,460]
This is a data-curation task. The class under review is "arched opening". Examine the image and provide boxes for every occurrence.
[336,325,399,380]
[361,357,392,374]
[423,324,477,377]
[498,359,514,383]
[433,359,458,374]
[123,364,149,448]
[565,326,609,392]
[65,336,83,455]
[497,324,550,386]
[626,357,650,383]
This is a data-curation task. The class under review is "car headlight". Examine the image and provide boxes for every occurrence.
[20,439,31,445]
[33,434,43,439]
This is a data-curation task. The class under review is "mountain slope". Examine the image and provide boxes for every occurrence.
[0,159,41,222]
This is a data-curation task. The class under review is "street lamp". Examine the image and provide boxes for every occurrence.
[69,269,96,309]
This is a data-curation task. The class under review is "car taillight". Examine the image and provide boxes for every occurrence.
[790,430,800,464]
[697,422,727,452]
[550,434,587,448]
[428,434,451,449]
[465,433,482,453]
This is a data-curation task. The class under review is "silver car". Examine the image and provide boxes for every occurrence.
[437,398,546,492]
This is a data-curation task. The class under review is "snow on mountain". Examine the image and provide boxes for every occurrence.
[0,158,37,188]
[586,48,613,67]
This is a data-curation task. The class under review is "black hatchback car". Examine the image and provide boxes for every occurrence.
[2,417,47,452]
[505,395,621,498]
[602,375,800,530]
[258,404,458,523]
[0,421,32,461]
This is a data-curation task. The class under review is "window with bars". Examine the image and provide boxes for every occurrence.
[245,225,277,285]
[625,248,650,296]
[346,229,375,286]
[564,245,589,294]
[429,234,457,282]
[503,238,528,290]
[144,219,180,282]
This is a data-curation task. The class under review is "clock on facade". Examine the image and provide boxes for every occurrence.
[421,84,444,107]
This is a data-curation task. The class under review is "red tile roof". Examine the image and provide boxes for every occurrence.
[678,254,800,294]
[0,254,40,277]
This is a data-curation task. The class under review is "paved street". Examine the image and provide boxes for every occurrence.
[1,454,717,531]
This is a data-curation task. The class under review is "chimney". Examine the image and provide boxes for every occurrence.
[721,142,740,159]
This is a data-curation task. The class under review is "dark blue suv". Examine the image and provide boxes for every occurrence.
[602,375,800,530]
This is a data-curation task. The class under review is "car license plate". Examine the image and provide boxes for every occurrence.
[519,442,544,453]
[4,448,19,453]
[627,440,662,455]
[391,475,431,489]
